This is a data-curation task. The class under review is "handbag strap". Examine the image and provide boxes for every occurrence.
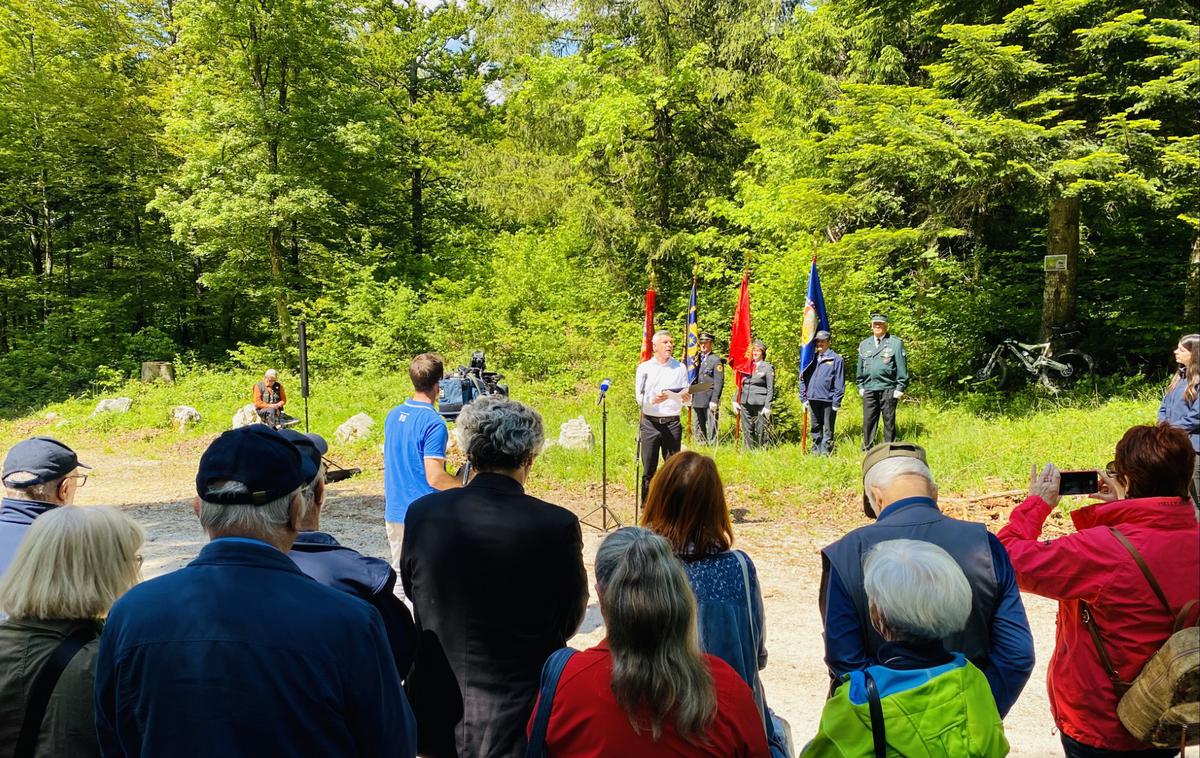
[14,625,98,758]
[1107,528,1173,617]
[1080,601,1130,697]
[864,670,887,758]
[524,647,576,758]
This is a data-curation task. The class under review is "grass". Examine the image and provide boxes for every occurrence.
[0,367,1166,520]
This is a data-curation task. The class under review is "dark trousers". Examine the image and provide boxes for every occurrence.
[639,415,682,501]
[692,406,718,445]
[861,390,897,449]
[741,404,769,449]
[1060,733,1178,758]
[256,407,280,428]
[809,400,837,454]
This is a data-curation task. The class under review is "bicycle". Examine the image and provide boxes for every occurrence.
[972,330,1095,391]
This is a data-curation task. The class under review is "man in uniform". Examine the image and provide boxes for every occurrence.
[689,332,725,445]
[799,330,845,455]
[635,331,690,501]
[856,314,908,450]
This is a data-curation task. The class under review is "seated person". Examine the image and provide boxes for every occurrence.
[253,369,287,428]
[802,539,1008,757]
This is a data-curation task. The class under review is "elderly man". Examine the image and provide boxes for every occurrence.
[689,332,725,445]
[799,330,845,455]
[806,539,1008,756]
[401,396,587,758]
[818,442,1034,717]
[283,430,417,679]
[0,437,89,578]
[856,313,908,450]
[635,330,691,500]
[253,368,287,428]
[95,425,416,757]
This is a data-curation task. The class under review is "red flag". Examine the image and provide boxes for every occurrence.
[640,288,656,361]
[729,273,752,393]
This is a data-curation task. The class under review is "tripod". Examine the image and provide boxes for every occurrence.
[580,393,622,532]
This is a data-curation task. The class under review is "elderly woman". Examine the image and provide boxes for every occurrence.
[0,506,143,757]
[400,395,588,758]
[641,451,790,756]
[802,539,1008,757]
[1158,333,1199,507]
[529,527,768,756]
[998,422,1200,758]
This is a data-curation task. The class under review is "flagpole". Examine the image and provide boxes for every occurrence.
[685,275,693,444]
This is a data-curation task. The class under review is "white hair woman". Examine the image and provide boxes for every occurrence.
[0,506,143,757]
[802,539,1008,757]
[529,527,769,756]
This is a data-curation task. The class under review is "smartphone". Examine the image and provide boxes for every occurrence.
[1059,470,1099,496]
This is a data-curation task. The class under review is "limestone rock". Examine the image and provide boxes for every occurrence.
[171,405,202,430]
[92,397,133,416]
[231,404,259,429]
[335,413,375,444]
[557,417,594,451]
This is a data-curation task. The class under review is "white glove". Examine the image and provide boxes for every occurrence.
[832,406,840,412]
[732,401,742,413]
[858,387,865,397]
[802,400,811,412]
[762,408,771,419]
[893,390,904,399]
[708,402,717,413]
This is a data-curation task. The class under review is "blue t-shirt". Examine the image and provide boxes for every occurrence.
[384,400,449,524]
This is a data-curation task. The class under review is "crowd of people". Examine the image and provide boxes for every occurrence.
[0,334,1195,758]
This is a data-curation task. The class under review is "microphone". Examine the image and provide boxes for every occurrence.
[596,378,612,405]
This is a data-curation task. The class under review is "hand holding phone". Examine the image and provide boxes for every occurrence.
[1058,470,1099,496]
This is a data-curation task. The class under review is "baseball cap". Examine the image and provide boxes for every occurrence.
[196,426,305,505]
[2,437,90,488]
[278,429,329,484]
[815,330,831,341]
[861,441,927,516]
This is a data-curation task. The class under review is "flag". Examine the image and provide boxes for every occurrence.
[685,280,700,383]
[640,288,656,361]
[729,272,753,394]
[798,258,831,381]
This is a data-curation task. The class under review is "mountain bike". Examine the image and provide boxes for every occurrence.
[972,331,1095,391]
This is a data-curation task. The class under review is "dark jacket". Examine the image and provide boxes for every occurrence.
[0,497,58,580]
[800,349,846,405]
[289,530,417,677]
[739,361,775,410]
[0,618,102,758]
[401,472,588,758]
[1158,369,1199,452]
[690,351,726,407]
[96,538,416,758]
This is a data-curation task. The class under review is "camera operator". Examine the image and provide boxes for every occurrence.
[998,422,1199,757]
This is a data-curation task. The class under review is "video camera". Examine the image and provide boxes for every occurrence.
[437,350,508,421]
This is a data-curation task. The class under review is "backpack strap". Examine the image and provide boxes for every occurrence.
[524,647,576,758]
[864,670,887,758]
[1080,601,1131,698]
[14,625,99,758]
[1108,528,1173,617]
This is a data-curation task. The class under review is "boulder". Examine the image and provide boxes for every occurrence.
[92,397,133,416]
[557,417,594,451]
[231,404,259,429]
[335,413,375,444]
[171,405,202,430]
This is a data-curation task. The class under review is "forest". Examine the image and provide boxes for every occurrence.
[1,0,1197,413]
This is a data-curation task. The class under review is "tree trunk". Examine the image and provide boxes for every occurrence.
[1186,233,1200,326]
[1041,196,1079,341]
[409,57,425,260]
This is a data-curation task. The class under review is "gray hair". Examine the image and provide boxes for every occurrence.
[457,396,544,471]
[301,465,326,510]
[864,539,971,642]
[863,456,934,511]
[3,476,65,504]
[198,482,304,540]
[264,369,278,378]
[595,527,715,742]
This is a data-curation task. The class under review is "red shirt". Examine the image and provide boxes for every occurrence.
[530,641,769,757]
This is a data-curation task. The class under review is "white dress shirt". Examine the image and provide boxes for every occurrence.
[635,358,690,417]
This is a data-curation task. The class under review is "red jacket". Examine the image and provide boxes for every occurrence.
[998,495,1200,750]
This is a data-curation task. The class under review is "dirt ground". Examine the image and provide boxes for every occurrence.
[75,449,1064,756]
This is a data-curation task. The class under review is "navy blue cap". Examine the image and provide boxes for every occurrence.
[698,332,715,342]
[2,437,89,488]
[278,430,328,484]
[196,426,304,505]
[815,330,831,341]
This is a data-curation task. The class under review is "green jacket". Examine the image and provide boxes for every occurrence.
[801,654,1008,758]
[0,618,102,758]
[856,334,909,392]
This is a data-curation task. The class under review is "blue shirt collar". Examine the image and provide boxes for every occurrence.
[404,399,434,408]
[877,495,938,521]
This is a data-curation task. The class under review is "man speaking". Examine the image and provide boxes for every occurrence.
[635,331,690,501]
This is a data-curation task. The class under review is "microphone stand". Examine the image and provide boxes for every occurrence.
[581,390,621,532]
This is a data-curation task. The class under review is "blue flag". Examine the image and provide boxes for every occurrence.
[685,281,700,383]
[798,259,830,379]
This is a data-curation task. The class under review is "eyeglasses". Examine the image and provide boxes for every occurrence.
[134,554,143,567]
[1105,461,1119,479]
[67,474,88,487]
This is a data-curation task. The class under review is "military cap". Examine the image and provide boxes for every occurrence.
[861,441,927,516]
[869,313,888,324]
[698,332,715,342]
[815,330,831,341]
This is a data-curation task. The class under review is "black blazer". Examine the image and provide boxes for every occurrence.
[401,473,588,758]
